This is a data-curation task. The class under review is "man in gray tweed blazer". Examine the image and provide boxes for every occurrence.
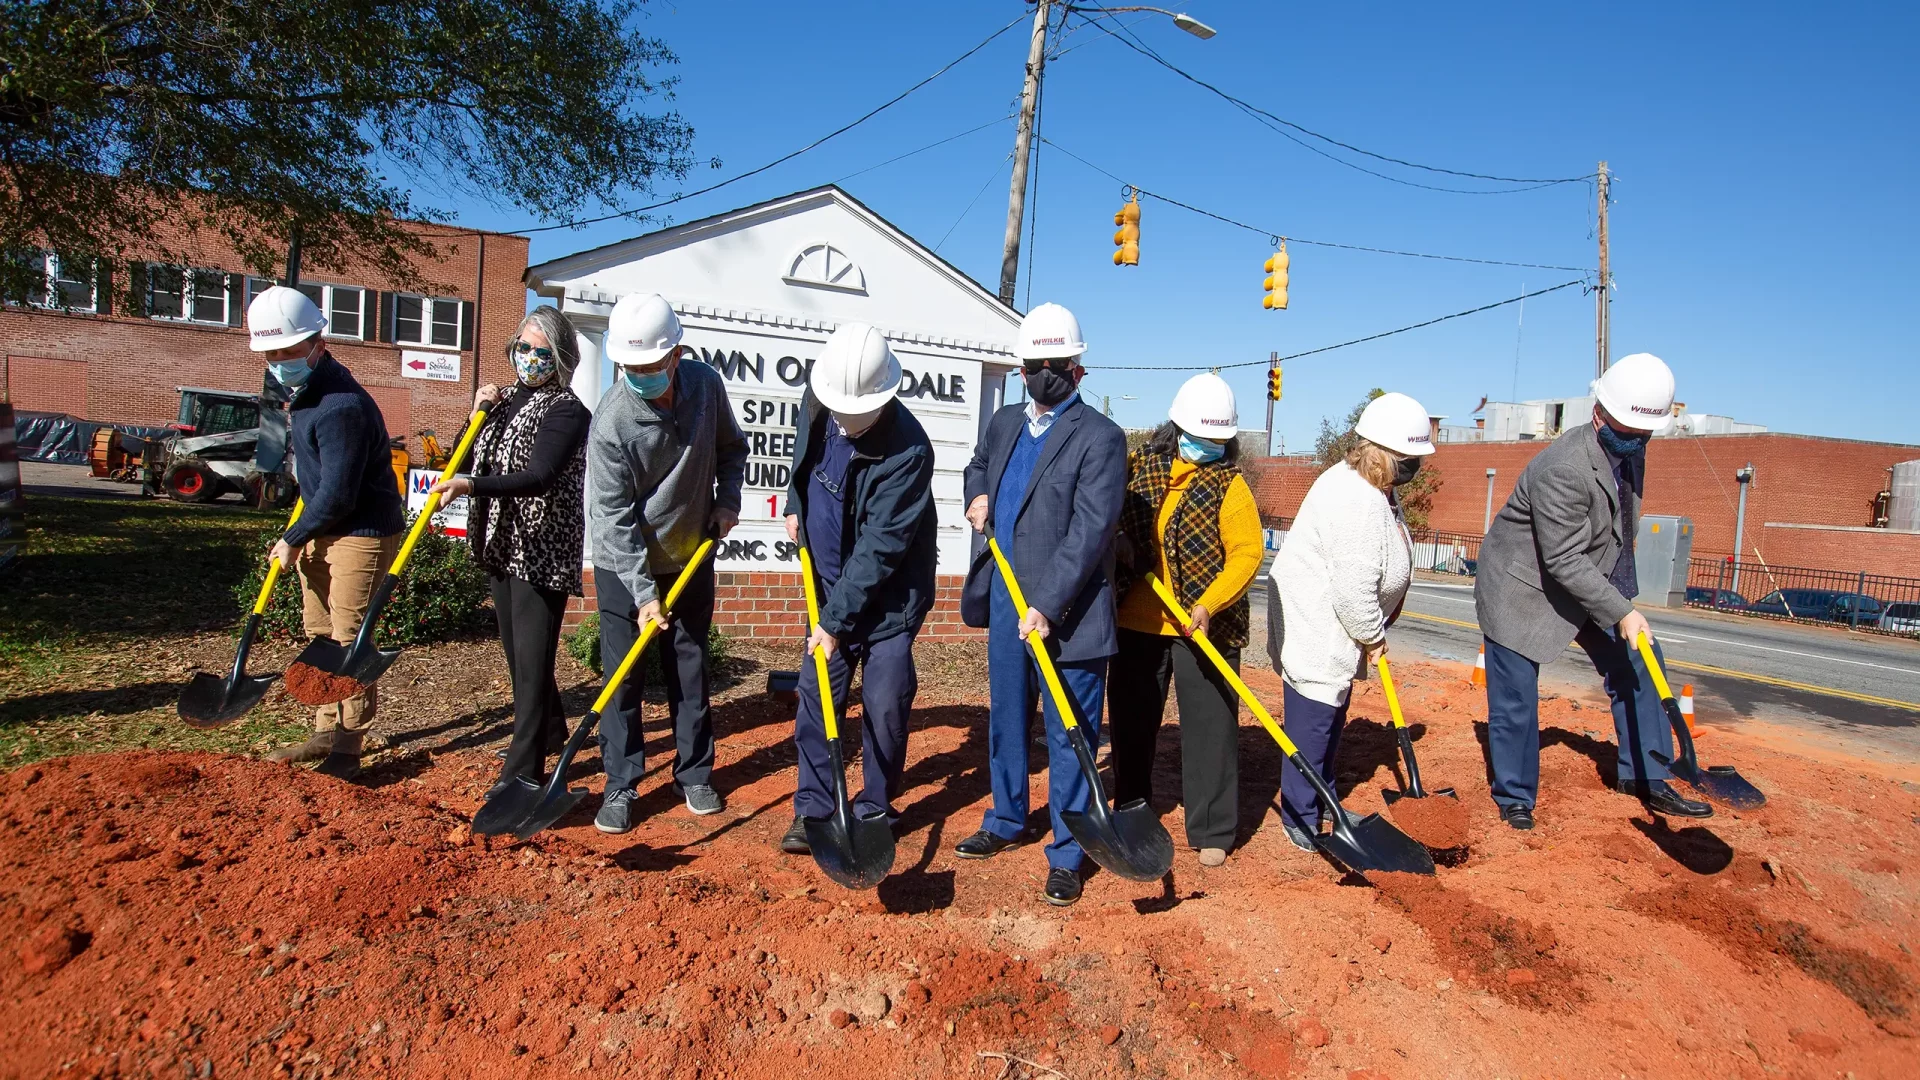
[1474,353,1711,829]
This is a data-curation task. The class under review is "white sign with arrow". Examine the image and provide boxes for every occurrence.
[401,350,460,382]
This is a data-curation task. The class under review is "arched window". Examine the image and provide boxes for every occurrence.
[784,243,866,294]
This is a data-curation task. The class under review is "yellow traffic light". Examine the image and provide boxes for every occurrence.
[1267,365,1283,402]
[1262,243,1290,310]
[1112,193,1140,267]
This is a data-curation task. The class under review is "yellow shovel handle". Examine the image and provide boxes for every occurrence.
[986,538,1081,733]
[254,498,307,615]
[1634,632,1675,701]
[1375,656,1409,731]
[1144,572,1303,758]
[798,547,840,742]
[589,539,716,716]
[389,404,492,576]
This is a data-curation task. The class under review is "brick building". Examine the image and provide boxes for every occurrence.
[1,221,530,466]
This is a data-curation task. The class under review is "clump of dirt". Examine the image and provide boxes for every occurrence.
[1176,982,1293,1075]
[1631,882,1915,1021]
[283,661,365,706]
[1386,792,1470,850]
[1370,871,1586,1010]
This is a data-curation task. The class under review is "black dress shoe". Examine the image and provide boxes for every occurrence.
[1043,867,1082,907]
[779,817,811,855]
[1621,778,1714,818]
[954,829,1022,860]
[1501,804,1536,831]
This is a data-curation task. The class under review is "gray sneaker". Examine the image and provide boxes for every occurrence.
[1282,821,1319,853]
[682,784,723,816]
[595,788,637,834]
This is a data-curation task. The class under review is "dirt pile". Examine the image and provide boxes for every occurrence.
[283,661,365,707]
[1369,871,1585,1010]
[1383,792,1470,851]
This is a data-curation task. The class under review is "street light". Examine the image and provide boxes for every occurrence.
[1096,6,1219,38]
[1483,468,1497,532]
[1101,393,1137,417]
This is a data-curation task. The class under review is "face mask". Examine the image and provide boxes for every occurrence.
[512,341,558,387]
[835,405,884,438]
[1595,422,1651,457]
[1393,454,1423,486]
[622,366,672,400]
[1024,362,1078,408]
[1177,433,1225,464]
[267,342,321,390]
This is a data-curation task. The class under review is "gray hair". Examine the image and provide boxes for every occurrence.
[511,305,583,382]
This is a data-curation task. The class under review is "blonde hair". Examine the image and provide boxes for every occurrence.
[1345,438,1399,491]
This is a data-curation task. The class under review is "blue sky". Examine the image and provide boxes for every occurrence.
[446,1,1917,449]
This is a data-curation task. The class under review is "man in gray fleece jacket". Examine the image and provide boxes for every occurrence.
[588,293,748,833]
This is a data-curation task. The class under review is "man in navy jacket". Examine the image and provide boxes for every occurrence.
[777,324,937,856]
[956,303,1126,906]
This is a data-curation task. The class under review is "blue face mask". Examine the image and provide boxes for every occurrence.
[1177,433,1226,464]
[1595,422,1651,458]
[267,349,317,390]
[622,366,672,400]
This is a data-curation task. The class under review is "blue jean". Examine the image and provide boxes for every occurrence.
[793,630,918,822]
[1484,622,1675,810]
[1279,681,1348,831]
[982,574,1105,871]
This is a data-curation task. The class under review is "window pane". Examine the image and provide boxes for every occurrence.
[190,270,226,322]
[149,265,184,319]
[50,256,94,310]
[430,298,460,347]
[248,277,276,304]
[394,295,424,343]
[295,283,323,311]
[328,286,362,338]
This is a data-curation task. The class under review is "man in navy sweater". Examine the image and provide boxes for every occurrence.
[957,303,1127,906]
[251,286,405,778]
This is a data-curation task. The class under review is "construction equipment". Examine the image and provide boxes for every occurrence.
[1147,573,1435,877]
[1375,657,1457,804]
[472,541,716,839]
[1636,633,1767,809]
[176,499,305,726]
[798,546,895,889]
[283,403,492,705]
[143,387,297,506]
[990,538,1172,883]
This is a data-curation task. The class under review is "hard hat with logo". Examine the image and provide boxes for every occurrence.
[1014,302,1088,362]
[1167,372,1239,440]
[810,322,902,415]
[1591,352,1675,433]
[603,293,683,368]
[246,285,326,352]
[1354,391,1437,457]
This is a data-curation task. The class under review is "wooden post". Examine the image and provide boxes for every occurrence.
[1594,161,1610,381]
[998,0,1052,306]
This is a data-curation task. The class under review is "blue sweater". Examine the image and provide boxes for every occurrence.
[283,353,406,547]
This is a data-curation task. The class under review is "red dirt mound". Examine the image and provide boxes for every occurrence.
[1385,792,1470,850]
[1370,871,1586,1010]
[283,662,366,706]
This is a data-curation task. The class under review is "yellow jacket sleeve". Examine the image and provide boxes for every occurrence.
[1194,475,1264,616]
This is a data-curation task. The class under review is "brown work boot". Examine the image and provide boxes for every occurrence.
[315,729,365,781]
[265,729,334,764]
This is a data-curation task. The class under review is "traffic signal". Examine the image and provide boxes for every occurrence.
[1267,364,1283,402]
[1112,193,1141,266]
[1263,243,1289,309]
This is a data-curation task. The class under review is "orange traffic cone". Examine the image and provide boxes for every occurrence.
[1679,683,1698,737]
[1470,644,1486,687]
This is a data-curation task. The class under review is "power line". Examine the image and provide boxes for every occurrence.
[832,115,1015,183]
[511,13,1027,236]
[1071,7,1592,194]
[1042,138,1593,273]
[935,153,1014,253]
[1099,280,1586,371]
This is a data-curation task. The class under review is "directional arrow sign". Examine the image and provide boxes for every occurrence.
[400,350,460,382]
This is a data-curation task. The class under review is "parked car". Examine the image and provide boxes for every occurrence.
[1685,586,1749,608]
[1746,589,1884,624]
[1877,602,1920,634]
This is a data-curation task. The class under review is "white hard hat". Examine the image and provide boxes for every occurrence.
[604,293,683,368]
[1354,391,1437,457]
[1167,372,1239,440]
[810,323,902,415]
[1014,302,1087,362]
[246,285,326,352]
[1591,352,1675,433]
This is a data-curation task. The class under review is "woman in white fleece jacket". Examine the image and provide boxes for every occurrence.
[1265,392,1435,850]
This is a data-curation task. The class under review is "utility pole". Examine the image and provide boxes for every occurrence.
[998,0,1051,306]
[1732,463,1754,595]
[1264,350,1277,456]
[1594,160,1610,381]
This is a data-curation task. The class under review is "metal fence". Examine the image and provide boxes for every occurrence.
[1407,528,1483,577]
[1685,557,1920,637]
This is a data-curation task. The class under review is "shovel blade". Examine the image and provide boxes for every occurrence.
[804,812,895,891]
[510,788,590,841]
[177,672,278,727]
[1656,753,1768,810]
[1382,787,1458,805]
[1321,811,1437,876]
[1063,798,1174,883]
[471,776,545,836]
[285,637,400,706]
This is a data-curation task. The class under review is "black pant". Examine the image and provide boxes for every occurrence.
[793,630,917,821]
[490,573,569,783]
[1106,628,1242,851]
[595,562,716,795]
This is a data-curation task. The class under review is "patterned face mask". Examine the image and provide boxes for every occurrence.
[511,339,558,387]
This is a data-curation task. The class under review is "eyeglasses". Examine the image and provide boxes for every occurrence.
[511,340,556,362]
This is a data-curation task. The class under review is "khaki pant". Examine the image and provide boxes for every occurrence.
[297,533,400,732]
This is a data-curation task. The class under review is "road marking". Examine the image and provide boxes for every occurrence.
[1412,581,1476,592]
[1638,627,1919,675]
[1412,593,1476,606]
[1398,611,1920,712]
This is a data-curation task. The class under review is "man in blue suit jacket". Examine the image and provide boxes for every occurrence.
[956,303,1127,906]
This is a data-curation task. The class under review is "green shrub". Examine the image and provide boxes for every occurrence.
[561,610,732,681]
[235,513,492,646]
[565,613,602,673]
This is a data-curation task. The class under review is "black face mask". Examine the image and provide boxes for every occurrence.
[1392,454,1423,486]
[1595,422,1651,458]
[1024,361,1079,408]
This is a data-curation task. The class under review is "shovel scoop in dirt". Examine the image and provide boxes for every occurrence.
[284,403,492,706]
[1636,633,1766,810]
[471,541,715,839]
[178,500,305,726]
[797,547,895,890]
[1145,574,1435,878]
[1373,657,1469,851]
[993,540,1173,883]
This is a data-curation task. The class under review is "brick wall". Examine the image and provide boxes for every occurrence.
[566,571,986,642]
[0,221,529,465]
[1239,456,1320,525]
[1753,524,1920,574]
